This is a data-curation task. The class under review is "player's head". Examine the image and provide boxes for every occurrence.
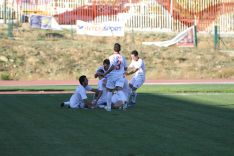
[114,43,121,53]
[79,75,88,86]
[131,50,139,61]
[103,59,110,71]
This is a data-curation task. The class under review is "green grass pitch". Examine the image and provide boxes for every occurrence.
[0,85,234,156]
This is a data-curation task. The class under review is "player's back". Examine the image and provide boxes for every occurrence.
[109,53,125,77]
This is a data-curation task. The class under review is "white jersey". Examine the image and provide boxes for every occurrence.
[111,90,127,104]
[69,85,92,108]
[129,58,145,78]
[97,78,107,105]
[109,53,125,77]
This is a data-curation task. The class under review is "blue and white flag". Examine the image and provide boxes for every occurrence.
[30,15,62,30]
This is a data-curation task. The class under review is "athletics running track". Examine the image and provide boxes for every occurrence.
[0,79,234,94]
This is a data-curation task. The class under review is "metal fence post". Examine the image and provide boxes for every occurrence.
[170,0,173,31]
[4,0,7,24]
[7,5,13,39]
[194,25,198,48]
[194,16,198,48]
[214,25,219,50]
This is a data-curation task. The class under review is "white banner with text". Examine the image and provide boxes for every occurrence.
[76,20,125,37]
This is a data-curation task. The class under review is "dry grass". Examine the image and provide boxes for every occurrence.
[0,24,234,80]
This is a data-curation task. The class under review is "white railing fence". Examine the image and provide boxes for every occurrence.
[0,0,233,33]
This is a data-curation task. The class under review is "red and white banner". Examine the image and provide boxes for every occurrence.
[142,26,195,47]
[176,26,195,47]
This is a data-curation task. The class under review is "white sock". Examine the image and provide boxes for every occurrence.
[131,91,137,103]
[127,88,131,98]
[64,101,70,106]
[107,91,112,109]
[127,89,133,103]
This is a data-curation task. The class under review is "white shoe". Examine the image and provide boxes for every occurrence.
[122,102,128,110]
[98,105,105,108]
[104,106,111,112]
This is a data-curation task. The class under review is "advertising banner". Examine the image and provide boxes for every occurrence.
[177,26,195,47]
[142,26,195,47]
[76,20,125,37]
[30,15,62,30]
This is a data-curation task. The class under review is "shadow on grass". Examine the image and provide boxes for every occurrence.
[0,93,233,156]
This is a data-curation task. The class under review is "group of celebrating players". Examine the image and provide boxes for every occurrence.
[61,43,145,111]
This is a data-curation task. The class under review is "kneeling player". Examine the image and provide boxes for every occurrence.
[111,90,127,109]
[61,75,96,109]
[92,69,107,108]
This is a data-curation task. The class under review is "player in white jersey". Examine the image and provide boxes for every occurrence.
[94,72,128,110]
[92,68,108,108]
[95,59,110,79]
[93,59,110,108]
[126,50,145,105]
[111,90,128,109]
[101,43,127,111]
[60,75,96,109]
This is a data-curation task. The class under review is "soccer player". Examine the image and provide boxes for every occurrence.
[95,59,110,78]
[101,43,127,111]
[111,90,128,109]
[60,75,96,109]
[92,69,107,108]
[126,50,145,105]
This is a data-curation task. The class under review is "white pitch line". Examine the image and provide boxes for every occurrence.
[144,82,234,85]
[152,93,234,96]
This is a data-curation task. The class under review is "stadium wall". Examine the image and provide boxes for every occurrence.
[0,0,234,33]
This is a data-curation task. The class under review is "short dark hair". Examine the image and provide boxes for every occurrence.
[103,59,110,65]
[79,75,87,84]
[97,69,104,74]
[131,50,138,56]
[114,43,121,52]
